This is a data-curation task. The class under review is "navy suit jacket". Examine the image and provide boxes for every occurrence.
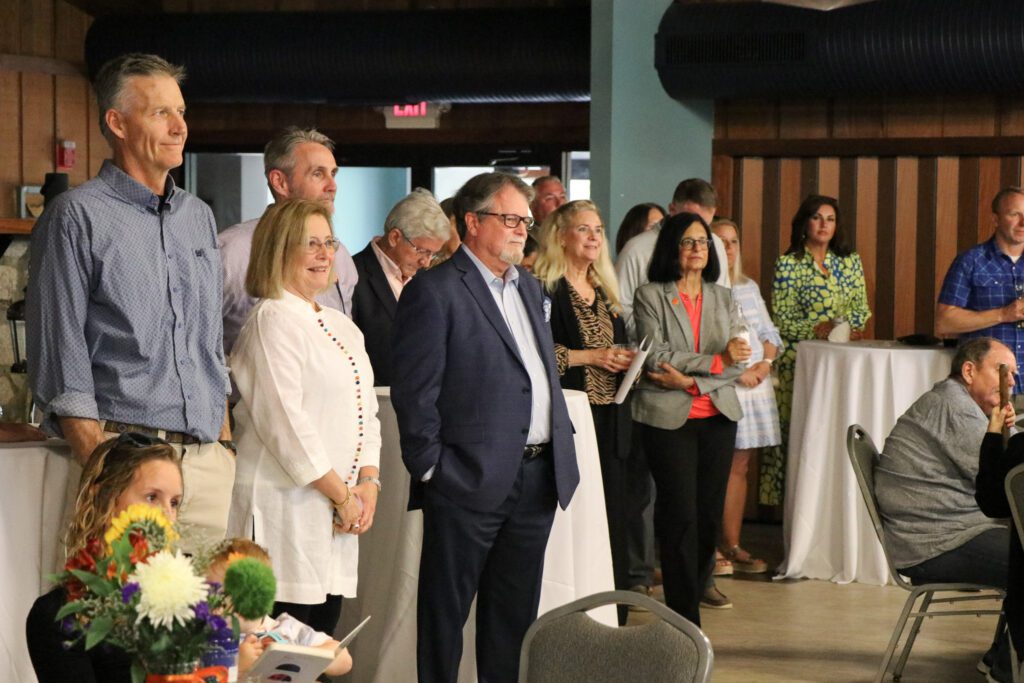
[351,243,397,387]
[391,246,579,512]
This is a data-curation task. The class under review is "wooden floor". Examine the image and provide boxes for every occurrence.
[628,524,1001,682]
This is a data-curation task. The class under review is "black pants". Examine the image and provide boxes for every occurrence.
[272,594,343,638]
[417,454,557,683]
[642,414,736,626]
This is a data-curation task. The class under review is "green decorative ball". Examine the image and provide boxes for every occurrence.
[224,558,276,620]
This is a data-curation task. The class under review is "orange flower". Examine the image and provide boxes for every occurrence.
[129,529,150,564]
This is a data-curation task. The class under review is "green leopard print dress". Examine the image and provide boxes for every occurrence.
[759,248,871,505]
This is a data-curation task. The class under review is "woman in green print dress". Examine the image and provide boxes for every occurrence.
[761,194,871,505]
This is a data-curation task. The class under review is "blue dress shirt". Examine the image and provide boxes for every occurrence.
[462,245,552,445]
[939,237,1024,381]
[27,160,230,441]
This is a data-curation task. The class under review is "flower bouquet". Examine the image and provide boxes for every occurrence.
[54,504,276,683]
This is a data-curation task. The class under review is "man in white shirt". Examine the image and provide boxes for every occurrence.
[351,188,450,386]
[218,126,358,356]
[616,178,730,341]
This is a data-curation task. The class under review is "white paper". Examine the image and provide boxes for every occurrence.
[614,336,651,404]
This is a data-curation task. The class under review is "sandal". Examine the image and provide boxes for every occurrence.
[720,545,768,574]
[713,550,734,577]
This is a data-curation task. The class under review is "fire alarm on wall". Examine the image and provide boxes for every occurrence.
[56,140,76,170]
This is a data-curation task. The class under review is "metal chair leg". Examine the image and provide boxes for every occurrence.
[1011,628,1021,683]
[893,589,933,680]
[877,591,919,682]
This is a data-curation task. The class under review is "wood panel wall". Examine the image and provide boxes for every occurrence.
[0,0,108,218]
[712,97,1024,341]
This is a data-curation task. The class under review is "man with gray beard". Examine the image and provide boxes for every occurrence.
[391,172,580,682]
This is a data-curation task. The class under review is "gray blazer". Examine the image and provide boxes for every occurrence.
[631,281,744,430]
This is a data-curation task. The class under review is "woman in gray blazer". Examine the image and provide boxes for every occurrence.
[631,212,751,626]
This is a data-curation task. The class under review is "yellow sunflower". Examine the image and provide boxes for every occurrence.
[104,503,178,552]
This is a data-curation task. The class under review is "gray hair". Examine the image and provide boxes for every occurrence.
[532,175,562,189]
[384,188,451,242]
[263,127,335,178]
[950,337,1004,379]
[93,53,185,143]
[452,173,534,239]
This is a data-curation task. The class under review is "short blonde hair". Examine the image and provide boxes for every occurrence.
[246,199,335,300]
[533,199,622,312]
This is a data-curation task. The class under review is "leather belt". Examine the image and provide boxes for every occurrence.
[523,443,551,460]
[103,420,201,445]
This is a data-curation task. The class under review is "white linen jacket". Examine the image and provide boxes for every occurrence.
[228,291,381,603]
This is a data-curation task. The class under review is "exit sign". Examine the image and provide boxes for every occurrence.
[381,102,450,129]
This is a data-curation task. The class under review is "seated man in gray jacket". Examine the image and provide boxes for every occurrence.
[875,336,1013,588]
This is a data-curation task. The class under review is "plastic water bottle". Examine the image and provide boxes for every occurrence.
[730,302,751,369]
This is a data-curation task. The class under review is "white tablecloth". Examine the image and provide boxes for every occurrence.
[339,387,616,683]
[1,440,78,683]
[778,340,955,585]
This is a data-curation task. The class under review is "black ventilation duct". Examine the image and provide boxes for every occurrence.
[656,0,1024,99]
[85,8,589,105]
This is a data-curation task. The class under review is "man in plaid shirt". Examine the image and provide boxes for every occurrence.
[938,187,1024,400]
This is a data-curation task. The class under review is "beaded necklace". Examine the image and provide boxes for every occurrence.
[317,314,364,485]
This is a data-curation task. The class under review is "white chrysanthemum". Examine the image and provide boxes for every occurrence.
[133,550,208,629]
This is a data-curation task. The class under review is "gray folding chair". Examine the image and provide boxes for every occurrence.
[518,590,713,683]
[847,424,1005,682]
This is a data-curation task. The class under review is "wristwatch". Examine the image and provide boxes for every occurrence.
[357,475,382,492]
[219,439,237,454]
[762,358,775,367]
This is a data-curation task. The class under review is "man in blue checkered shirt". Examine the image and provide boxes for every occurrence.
[27,54,235,551]
[938,187,1024,397]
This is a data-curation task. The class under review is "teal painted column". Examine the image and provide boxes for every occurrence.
[590,0,714,254]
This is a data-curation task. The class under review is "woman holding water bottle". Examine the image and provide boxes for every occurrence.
[630,212,750,626]
[711,218,782,576]
[533,199,639,623]
[765,195,870,506]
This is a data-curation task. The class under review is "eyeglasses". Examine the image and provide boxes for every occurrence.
[476,212,535,230]
[305,237,342,254]
[400,231,441,263]
[680,237,710,250]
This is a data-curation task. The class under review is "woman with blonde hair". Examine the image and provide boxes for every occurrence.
[710,218,781,576]
[28,433,184,682]
[228,198,381,639]
[533,199,638,624]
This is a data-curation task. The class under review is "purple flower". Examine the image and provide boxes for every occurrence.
[60,616,76,635]
[194,601,210,621]
[121,582,140,604]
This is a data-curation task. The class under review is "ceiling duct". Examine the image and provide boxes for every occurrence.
[85,8,590,105]
[656,0,1024,99]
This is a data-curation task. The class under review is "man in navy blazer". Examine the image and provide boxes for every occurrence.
[391,172,579,683]
[352,188,449,386]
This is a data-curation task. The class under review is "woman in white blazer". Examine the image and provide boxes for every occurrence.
[228,199,381,636]
[631,212,749,626]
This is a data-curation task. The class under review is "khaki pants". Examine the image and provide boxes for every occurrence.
[103,433,236,554]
